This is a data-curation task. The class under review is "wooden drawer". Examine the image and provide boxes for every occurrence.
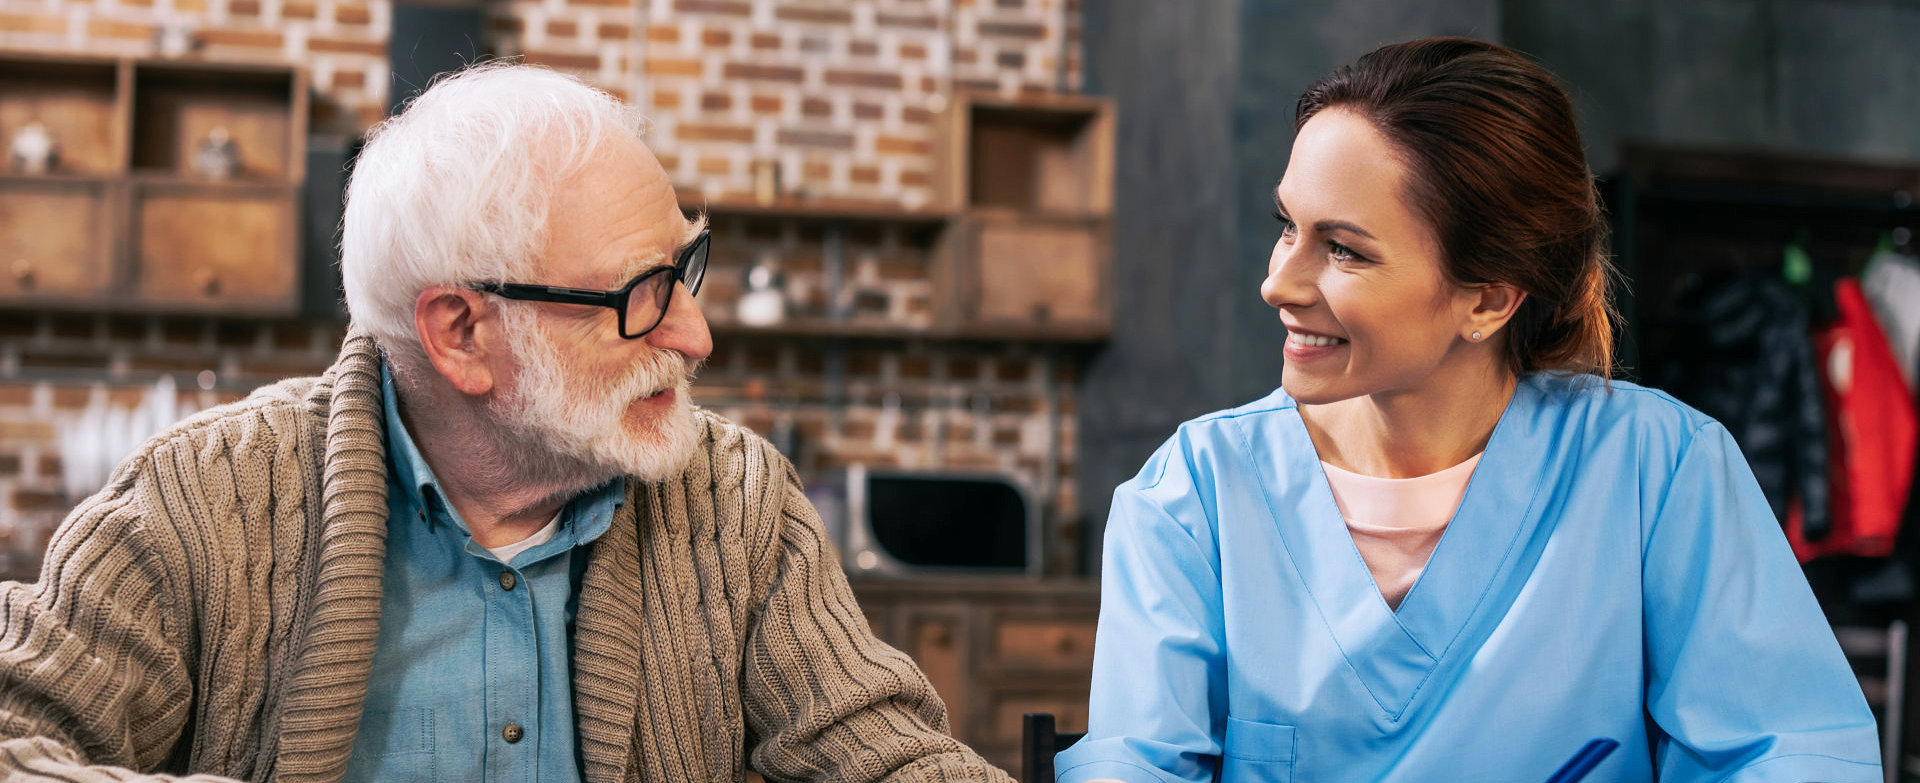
[0,176,116,301]
[132,182,297,313]
[988,613,1097,673]
[978,686,1090,748]
[904,610,969,730]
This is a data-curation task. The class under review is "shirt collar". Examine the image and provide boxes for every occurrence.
[379,362,623,545]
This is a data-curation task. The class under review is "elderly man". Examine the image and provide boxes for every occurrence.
[0,64,1011,783]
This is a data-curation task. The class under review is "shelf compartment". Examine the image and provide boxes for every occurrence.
[0,55,128,176]
[131,62,306,183]
[938,92,1115,217]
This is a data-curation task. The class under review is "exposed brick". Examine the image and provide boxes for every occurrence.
[678,123,755,142]
[775,5,852,24]
[334,69,365,89]
[228,0,260,14]
[674,0,750,15]
[899,170,931,187]
[750,32,781,50]
[852,102,883,120]
[51,387,89,409]
[979,21,1045,38]
[954,48,979,64]
[656,153,679,170]
[698,156,731,175]
[901,106,932,124]
[849,40,878,57]
[284,0,316,18]
[191,27,274,47]
[0,454,18,476]
[310,37,384,55]
[547,19,578,37]
[702,28,731,46]
[0,386,31,407]
[644,57,702,77]
[776,129,854,149]
[901,356,932,379]
[568,0,628,7]
[824,70,902,90]
[874,135,929,156]
[876,13,938,29]
[598,22,631,39]
[749,94,781,114]
[801,161,832,181]
[652,90,682,109]
[87,19,155,39]
[489,17,523,32]
[722,62,803,83]
[701,92,732,111]
[921,76,938,92]
[799,36,830,53]
[336,3,370,24]
[899,43,927,60]
[528,51,601,70]
[800,97,832,117]
[956,78,1000,92]
[997,50,1026,68]
[647,25,679,43]
[174,0,208,12]
[850,166,880,184]
[11,490,63,512]
[996,0,1023,6]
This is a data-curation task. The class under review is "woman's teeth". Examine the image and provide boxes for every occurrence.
[1288,332,1347,348]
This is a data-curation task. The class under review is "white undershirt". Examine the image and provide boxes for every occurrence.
[1320,453,1482,609]
[485,511,563,565]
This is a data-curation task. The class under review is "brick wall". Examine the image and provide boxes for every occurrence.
[0,0,1091,579]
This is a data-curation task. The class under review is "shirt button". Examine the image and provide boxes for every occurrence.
[502,723,524,743]
[499,571,517,591]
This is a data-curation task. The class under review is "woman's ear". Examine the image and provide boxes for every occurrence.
[1462,283,1526,343]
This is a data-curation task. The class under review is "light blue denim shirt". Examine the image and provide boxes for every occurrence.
[343,365,622,783]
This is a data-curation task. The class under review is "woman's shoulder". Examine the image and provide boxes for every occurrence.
[1523,373,1727,463]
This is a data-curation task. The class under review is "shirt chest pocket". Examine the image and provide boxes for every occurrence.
[1221,717,1295,783]
[344,706,438,782]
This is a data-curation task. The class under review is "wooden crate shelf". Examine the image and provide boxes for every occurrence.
[0,55,306,317]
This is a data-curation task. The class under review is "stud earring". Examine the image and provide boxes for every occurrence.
[1471,331,1482,341]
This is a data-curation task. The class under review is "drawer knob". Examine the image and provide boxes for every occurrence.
[12,260,33,290]
[196,268,221,296]
[1054,635,1078,655]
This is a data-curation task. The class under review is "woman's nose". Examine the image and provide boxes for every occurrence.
[1260,240,1315,310]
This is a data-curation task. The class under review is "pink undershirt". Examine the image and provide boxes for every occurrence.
[1319,453,1483,609]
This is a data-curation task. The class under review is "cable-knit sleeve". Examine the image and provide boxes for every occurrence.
[0,447,240,782]
[738,448,1013,783]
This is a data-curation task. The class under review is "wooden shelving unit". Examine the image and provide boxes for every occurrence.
[934,92,1116,339]
[0,54,306,316]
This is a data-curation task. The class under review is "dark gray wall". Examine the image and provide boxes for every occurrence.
[1505,0,1920,173]
[1077,0,1497,571]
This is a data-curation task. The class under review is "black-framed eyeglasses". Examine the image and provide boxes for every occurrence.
[471,230,710,339]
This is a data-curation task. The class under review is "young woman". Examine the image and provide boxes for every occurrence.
[1057,38,1881,783]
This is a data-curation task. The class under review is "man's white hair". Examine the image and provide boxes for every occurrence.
[339,61,648,366]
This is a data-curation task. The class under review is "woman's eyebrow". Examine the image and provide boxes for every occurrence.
[1275,195,1378,240]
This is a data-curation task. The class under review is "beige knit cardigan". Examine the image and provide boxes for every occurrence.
[0,329,1011,783]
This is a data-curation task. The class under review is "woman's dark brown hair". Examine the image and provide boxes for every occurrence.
[1297,37,1618,378]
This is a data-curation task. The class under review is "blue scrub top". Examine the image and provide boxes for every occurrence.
[1058,374,1881,783]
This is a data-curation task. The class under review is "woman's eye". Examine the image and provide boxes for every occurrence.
[1329,242,1359,262]
[1273,211,1297,238]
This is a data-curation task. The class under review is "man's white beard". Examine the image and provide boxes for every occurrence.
[487,306,702,487]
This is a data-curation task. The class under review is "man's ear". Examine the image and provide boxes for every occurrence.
[1462,282,1527,343]
[415,286,503,396]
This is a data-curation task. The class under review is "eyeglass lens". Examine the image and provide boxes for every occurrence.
[623,235,709,337]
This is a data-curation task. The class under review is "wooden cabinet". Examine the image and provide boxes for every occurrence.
[0,54,305,315]
[933,93,1116,340]
[852,577,1100,778]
